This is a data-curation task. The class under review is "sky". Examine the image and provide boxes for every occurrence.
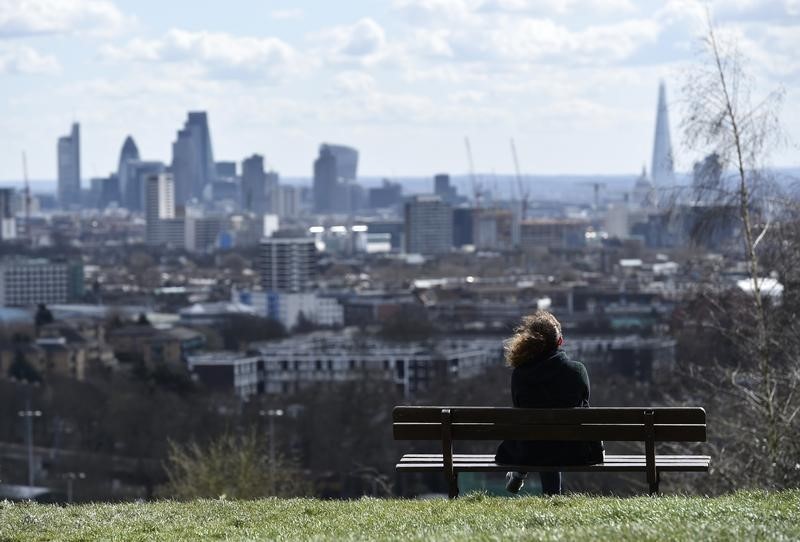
[0,0,798,182]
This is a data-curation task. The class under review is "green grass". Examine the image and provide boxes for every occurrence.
[1,491,798,541]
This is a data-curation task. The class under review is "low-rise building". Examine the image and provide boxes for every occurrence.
[178,301,256,327]
[520,219,588,250]
[566,335,676,382]
[0,258,83,307]
[188,332,502,399]
[107,324,204,368]
[234,290,344,330]
[187,352,261,400]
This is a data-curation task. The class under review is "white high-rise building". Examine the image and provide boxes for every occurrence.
[0,188,16,241]
[275,185,300,218]
[57,123,81,208]
[404,195,452,255]
[651,81,675,187]
[145,173,177,245]
[259,237,317,293]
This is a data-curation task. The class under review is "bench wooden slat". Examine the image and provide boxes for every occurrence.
[399,455,711,464]
[397,453,711,473]
[393,406,706,425]
[401,454,712,460]
[394,423,706,442]
[397,462,710,473]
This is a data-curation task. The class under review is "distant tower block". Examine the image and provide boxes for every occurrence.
[651,81,675,187]
[57,122,81,208]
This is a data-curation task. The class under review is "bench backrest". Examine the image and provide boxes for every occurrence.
[393,406,706,443]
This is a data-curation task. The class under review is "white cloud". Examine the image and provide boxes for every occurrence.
[102,29,309,82]
[391,0,660,68]
[0,44,59,74]
[0,0,131,38]
[394,0,635,19]
[392,0,474,23]
[420,16,660,65]
[332,71,378,95]
[270,8,304,21]
[314,18,390,65]
[479,0,636,14]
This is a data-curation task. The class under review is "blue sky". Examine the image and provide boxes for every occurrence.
[1,0,798,182]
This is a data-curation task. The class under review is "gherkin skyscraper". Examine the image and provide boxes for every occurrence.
[651,81,675,187]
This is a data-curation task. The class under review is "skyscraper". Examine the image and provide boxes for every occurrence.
[368,179,403,209]
[651,81,675,187]
[145,173,176,245]
[312,143,359,214]
[452,207,475,247]
[313,146,337,213]
[274,185,300,218]
[434,173,458,204]
[57,122,81,208]
[215,161,237,179]
[117,135,139,209]
[405,195,452,255]
[326,144,358,181]
[242,154,268,214]
[171,112,217,205]
[121,160,165,212]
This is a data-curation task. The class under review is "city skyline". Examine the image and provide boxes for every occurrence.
[1,0,798,182]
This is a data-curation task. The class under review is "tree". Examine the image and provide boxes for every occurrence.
[136,313,151,326]
[293,311,316,334]
[379,304,436,342]
[34,304,54,329]
[219,315,286,350]
[159,431,311,499]
[677,10,799,489]
[8,349,42,383]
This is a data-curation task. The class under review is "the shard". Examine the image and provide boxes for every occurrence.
[651,81,675,187]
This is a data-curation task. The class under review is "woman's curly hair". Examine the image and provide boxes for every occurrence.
[505,310,562,368]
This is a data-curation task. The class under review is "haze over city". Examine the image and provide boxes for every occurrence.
[1,0,798,181]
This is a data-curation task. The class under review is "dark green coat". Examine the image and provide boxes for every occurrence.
[495,349,604,466]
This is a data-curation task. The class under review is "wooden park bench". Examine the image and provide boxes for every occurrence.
[393,406,710,498]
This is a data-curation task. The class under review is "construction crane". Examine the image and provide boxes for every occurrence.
[21,151,31,245]
[464,137,484,209]
[510,138,530,220]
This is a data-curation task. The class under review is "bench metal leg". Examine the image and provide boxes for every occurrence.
[441,409,459,499]
[447,472,459,499]
[644,410,659,495]
[649,471,660,495]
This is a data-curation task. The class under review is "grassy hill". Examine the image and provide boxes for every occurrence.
[1,490,798,541]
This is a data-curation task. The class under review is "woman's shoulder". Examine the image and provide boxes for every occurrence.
[556,351,589,376]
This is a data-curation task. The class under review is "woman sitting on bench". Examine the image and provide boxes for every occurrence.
[496,310,604,495]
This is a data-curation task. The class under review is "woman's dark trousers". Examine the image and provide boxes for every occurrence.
[539,471,562,495]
